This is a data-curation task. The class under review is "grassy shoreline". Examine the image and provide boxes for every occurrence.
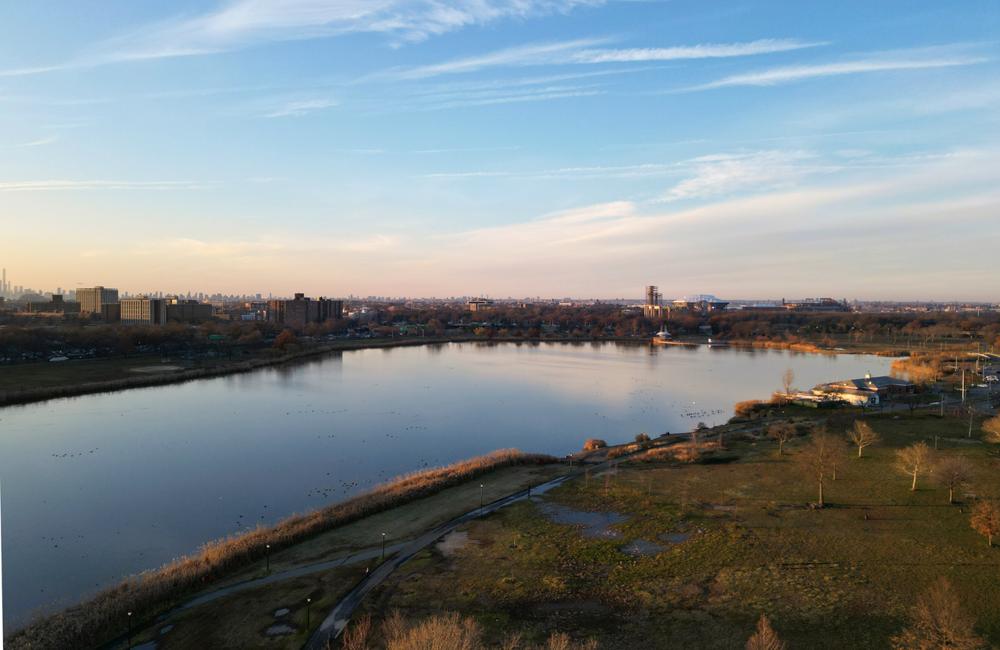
[6,449,557,649]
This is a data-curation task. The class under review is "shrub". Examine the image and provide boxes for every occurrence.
[583,438,607,451]
[635,432,651,444]
[734,400,764,418]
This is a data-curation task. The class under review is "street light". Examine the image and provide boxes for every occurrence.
[306,597,312,629]
[480,483,485,511]
[265,543,270,573]
[381,532,387,561]
[127,611,132,649]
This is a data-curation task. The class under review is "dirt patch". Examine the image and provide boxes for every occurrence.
[437,530,474,557]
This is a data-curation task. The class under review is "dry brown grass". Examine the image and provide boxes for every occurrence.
[8,449,555,650]
[339,611,598,650]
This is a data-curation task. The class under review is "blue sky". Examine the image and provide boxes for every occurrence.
[1,0,998,300]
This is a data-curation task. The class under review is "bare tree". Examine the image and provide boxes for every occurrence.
[970,500,1000,547]
[891,577,985,650]
[796,430,839,507]
[896,442,932,491]
[847,421,880,458]
[982,415,1000,444]
[934,457,973,504]
[747,614,785,650]
[781,368,795,396]
[768,423,795,456]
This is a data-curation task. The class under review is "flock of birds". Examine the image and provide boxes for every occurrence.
[49,447,99,459]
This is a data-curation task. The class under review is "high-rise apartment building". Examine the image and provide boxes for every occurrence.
[78,286,119,315]
[266,293,344,329]
[120,297,167,325]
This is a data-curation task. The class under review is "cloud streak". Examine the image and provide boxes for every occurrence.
[687,47,989,90]
[0,180,206,192]
[388,37,821,79]
[0,1,604,76]
[263,98,339,117]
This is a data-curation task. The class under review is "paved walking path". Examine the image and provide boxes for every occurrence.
[302,459,622,650]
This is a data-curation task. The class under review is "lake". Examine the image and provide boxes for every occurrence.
[0,341,893,628]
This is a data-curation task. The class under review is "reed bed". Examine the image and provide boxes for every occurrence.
[7,449,556,650]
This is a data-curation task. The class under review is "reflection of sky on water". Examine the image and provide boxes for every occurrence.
[0,342,891,628]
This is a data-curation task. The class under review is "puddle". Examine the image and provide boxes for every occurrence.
[437,530,473,557]
[620,539,664,557]
[134,643,157,650]
[159,624,174,635]
[274,608,290,617]
[534,500,627,538]
[659,532,691,545]
[265,624,297,637]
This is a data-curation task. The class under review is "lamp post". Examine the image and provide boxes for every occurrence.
[265,543,270,573]
[381,532,386,561]
[127,611,132,649]
[306,597,311,629]
[480,483,485,511]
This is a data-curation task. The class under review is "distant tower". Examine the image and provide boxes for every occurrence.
[643,285,663,319]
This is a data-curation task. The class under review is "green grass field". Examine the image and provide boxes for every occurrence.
[359,412,1000,648]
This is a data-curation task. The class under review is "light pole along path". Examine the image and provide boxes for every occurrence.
[301,448,653,650]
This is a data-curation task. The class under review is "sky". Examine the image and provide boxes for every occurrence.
[1,0,999,301]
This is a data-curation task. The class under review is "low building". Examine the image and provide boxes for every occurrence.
[26,294,81,315]
[782,298,850,312]
[467,298,494,312]
[672,294,729,312]
[120,297,167,325]
[813,373,915,406]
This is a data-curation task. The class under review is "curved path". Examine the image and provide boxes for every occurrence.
[303,460,616,650]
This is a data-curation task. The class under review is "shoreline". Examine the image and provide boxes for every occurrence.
[0,335,899,410]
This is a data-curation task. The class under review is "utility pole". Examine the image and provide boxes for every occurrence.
[962,369,967,404]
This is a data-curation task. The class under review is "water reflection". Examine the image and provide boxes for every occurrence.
[0,341,892,629]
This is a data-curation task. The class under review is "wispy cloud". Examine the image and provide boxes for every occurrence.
[0,180,206,192]
[15,135,59,148]
[387,37,821,79]
[0,1,604,76]
[660,150,828,201]
[570,38,824,63]
[263,98,339,118]
[385,38,612,79]
[687,46,990,90]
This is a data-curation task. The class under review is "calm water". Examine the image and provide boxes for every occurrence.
[0,342,893,628]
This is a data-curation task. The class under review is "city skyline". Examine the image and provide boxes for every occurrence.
[2,1,999,299]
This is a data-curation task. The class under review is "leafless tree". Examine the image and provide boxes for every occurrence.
[796,430,839,507]
[934,457,973,504]
[781,368,795,396]
[746,614,785,650]
[896,442,932,491]
[847,421,880,458]
[768,423,795,456]
[970,500,1000,547]
[891,577,985,649]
